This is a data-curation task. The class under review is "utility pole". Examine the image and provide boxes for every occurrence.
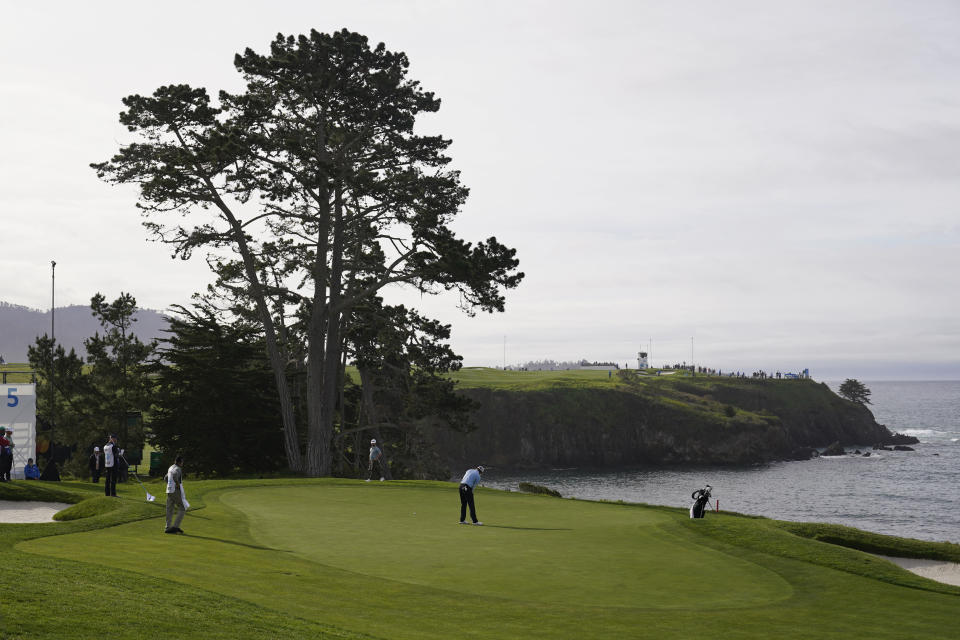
[691,335,694,376]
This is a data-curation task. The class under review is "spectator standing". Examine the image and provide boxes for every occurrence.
[0,427,12,482]
[103,434,120,497]
[458,465,485,525]
[89,446,104,483]
[24,458,40,480]
[164,456,187,534]
[366,439,384,482]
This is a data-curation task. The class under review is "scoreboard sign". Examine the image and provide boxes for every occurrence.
[1,384,36,480]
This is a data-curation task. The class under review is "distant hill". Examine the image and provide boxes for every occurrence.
[0,301,168,363]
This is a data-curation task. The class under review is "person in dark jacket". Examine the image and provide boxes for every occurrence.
[0,427,12,482]
[89,446,104,483]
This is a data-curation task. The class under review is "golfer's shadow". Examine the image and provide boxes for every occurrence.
[180,533,291,553]
[482,525,571,531]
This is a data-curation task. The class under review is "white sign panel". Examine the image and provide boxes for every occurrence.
[2,384,36,480]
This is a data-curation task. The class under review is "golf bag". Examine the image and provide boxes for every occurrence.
[689,484,712,519]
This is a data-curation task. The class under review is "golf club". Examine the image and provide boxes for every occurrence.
[120,453,156,502]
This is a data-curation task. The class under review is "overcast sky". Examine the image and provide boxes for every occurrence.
[2,1,959,379]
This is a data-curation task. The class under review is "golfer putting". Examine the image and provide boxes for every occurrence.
[458,465,484,525]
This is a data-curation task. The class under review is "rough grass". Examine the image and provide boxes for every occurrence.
[0,480,82,504]
[52,495,124,521]
[775,520,960,563]
[7,478,959,639]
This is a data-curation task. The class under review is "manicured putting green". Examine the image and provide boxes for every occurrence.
[17,479,960,639]
[220,483,790,609]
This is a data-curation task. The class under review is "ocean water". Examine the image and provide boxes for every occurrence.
[484,381,960,544]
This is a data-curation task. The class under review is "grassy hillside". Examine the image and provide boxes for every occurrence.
[429,368,886,470]
[451,367,617,390]
[449,368,781,435]
[5,478,959,639]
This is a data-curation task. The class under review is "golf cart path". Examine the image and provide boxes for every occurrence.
[876,555,960,587]
[0,500,71,523]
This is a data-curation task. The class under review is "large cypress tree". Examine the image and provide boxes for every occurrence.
[92,29,523,475]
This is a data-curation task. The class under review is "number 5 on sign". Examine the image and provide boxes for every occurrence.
[6,389,16,407]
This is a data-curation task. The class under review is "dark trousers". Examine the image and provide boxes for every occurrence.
[104,467,118,496]
[0,454,11,481]
[459,484,478,523]
[91,468,101,483]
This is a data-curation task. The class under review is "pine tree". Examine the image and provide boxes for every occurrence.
[838,378,872,405]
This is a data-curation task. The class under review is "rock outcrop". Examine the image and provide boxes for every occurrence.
[820,442,846,456]
[887,432,920,445]
[426,378,905,471]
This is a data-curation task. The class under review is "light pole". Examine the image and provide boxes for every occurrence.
[51,261,56,342]
[49,260,57,477]
[51,260,56,434]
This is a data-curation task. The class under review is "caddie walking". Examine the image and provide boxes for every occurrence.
[164,456,187,534]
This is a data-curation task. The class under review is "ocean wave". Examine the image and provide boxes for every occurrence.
[951,438,959,443]
[901,429,941,436]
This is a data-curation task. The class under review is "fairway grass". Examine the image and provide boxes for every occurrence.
[10,479,960,639]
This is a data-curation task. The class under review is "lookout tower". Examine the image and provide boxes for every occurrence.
[637,351,649,369]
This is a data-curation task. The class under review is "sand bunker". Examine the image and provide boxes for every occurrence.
[0,500,71,523]
[877,555,960,587]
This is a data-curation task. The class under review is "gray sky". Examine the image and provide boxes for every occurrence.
[2,1,959,379]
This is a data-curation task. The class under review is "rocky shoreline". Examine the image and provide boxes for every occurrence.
[427,379,922,472]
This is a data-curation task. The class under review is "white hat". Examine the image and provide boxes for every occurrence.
[370,439,377,444]
[94,446,100,451]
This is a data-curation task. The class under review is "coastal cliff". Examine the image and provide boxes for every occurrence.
[427,370,907,471]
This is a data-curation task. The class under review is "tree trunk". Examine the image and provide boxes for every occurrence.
[230,222,303,473]
[305,186,344,477]
[200,176,304,474]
